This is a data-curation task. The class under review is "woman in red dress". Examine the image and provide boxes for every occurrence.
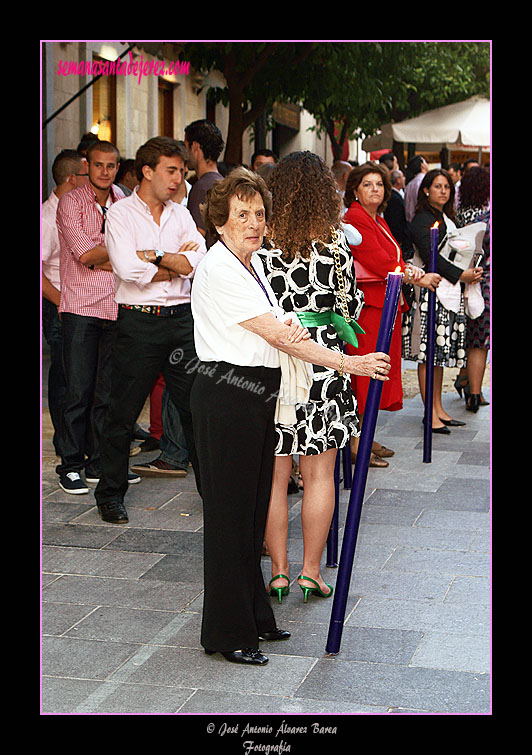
[343,162,440,466]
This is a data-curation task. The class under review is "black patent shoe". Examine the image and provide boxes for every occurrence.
[466,394,481,413]
[258,628,291,641]
[97,501,129,523]
[423,419,451,435]
[432,425,451,434]
[439,417,466,427]
[205,648,269,665]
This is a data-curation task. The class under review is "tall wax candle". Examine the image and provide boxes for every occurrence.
[423,222,439,463]
[326,270,403,655]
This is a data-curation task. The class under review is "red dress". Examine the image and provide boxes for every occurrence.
[343,202,409,414]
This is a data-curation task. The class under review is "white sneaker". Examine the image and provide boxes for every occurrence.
[59,472,89,495]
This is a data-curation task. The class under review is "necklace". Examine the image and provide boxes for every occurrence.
[220,240,274,307]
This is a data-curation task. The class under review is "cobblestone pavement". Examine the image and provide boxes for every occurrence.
[41,352,491,723]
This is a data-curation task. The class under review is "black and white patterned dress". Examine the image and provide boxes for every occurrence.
[402,210,468,369]
[258,232,364,456]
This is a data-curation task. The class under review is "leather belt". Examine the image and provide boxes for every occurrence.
[120,303,189,317]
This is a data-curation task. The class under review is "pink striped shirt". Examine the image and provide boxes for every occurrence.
[57,181,125,320]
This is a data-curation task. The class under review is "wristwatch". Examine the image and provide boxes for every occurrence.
[154,249,164,266]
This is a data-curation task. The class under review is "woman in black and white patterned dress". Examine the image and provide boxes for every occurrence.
[259,152,366,602]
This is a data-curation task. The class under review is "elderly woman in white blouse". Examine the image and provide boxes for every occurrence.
[190,167,391,666]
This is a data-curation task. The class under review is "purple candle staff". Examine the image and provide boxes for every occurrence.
[326,269,403,655]
[326,453,341,567]
[423,221,439,463]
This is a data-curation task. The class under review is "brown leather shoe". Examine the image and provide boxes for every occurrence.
[352,452,389,468]
[373,443,395,458]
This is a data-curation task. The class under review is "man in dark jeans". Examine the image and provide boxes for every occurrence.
[55,141,126,494]
[94,137,206,523]
[42,149,89,458]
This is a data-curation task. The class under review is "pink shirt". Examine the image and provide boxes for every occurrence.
[42,190,61,291]
[105,187,206,307]
[57,181,125,320]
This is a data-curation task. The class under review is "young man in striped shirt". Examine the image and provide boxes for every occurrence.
[56,140,128,495]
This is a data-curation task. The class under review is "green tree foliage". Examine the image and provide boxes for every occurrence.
[182,41,490,163]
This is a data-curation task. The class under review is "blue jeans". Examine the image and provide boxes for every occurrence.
[160,388,189,470]
[57,312,117,476]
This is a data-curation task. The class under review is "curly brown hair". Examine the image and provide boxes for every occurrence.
[265,151,342,260]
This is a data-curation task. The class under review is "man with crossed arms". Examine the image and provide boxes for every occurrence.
[95,137,206,523]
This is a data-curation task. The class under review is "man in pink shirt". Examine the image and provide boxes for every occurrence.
[42,149,88,458]
[94,137,206,523]
[56,140,125,495]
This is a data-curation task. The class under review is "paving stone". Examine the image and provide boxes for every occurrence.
[409,631,490,673]
[347,596,490,634]
[42,635,140,679]
[296,657,490,713]
[107,645,316,699]
[42,545,164,579]
[178,688,387,714]
[41,347,492,715]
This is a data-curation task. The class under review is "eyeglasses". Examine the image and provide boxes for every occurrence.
[76,173,89,177]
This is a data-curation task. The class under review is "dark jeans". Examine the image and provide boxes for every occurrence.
[42,298,67,457]
[160,388,189,469]
[95,305,200,506]
[56,312,117,476]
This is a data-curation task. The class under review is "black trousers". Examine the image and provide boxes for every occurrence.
[57,312,117,476]
[95,305,200,505]
[190,361,281,652]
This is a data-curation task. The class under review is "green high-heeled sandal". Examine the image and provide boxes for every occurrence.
[297,575,333,603]
[268,574,290,603]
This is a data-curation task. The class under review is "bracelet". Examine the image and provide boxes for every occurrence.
[338,352,345,376]
[143,251,151,263]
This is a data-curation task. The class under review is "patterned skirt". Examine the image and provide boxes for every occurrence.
[466,278,490,350]
[274,323,360,456]
[402,287,467,368]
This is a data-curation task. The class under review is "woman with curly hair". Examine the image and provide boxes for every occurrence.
[259,151,366,603]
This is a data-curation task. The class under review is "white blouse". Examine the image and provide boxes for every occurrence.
[191,240,283,367]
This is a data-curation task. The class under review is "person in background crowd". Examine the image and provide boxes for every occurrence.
[331,160,353,213]
[447,162,462,185]
[403,169,483,432]
[55,140,125,495]
[404,155,429,222]
[184,120,225,248]
[116,158,139,196]
[454,166,491,412]
[383,168,413,260]
[251,149,277,172]
[454,158,480,208]
[42,149,89,458]
[378,151,399,172]
[343,162,438,465]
